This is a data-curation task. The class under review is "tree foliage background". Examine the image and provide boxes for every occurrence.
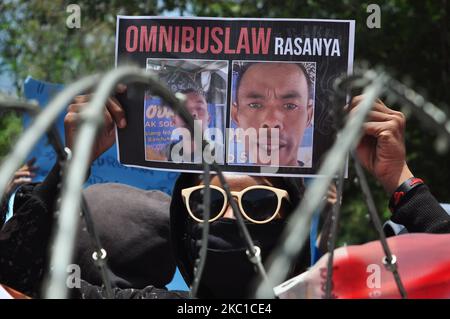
[1,0,449,245]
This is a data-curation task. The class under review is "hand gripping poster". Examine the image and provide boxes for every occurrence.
[115,16,354,176]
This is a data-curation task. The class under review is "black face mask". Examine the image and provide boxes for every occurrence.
[187,218,286,298]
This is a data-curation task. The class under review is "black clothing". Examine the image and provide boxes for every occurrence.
[1,165,449,298]
[0,163,61,297]
[186,218,290,298]
[169,173,310,298]
[75,183,176,289]
[391,184,450,233]
[0,164,178,298]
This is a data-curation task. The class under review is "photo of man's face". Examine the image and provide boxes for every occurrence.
[173,90,210,133]
[231,62,314,167]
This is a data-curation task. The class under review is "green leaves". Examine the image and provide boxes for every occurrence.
[0,112,22,161]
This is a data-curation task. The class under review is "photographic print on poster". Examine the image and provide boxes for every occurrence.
[143,58,227,165]
[228,60,316,168]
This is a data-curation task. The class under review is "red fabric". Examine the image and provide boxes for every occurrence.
[393,191,405,206]
[409,178,424,187]
[276,233,450,299]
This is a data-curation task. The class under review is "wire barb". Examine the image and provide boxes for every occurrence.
[351,151,407,298]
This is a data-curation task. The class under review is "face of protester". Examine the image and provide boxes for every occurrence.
[232,63,313,166]
[173,92,210,133]
[182,174,293,298]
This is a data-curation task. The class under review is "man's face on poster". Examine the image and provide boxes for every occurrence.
[232,63,313,166]
[173,91,210,132]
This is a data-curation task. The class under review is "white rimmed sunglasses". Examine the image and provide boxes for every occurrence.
[181,185,290,224]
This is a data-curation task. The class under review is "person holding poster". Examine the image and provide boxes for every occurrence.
[231,62,314,167]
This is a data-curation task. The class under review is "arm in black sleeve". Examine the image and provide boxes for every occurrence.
[0,191,55,297]
[0,162,67,297]
[0,161,62,229]
[391,184,450,233]
[31,161,91,212]
[31,161,62,213]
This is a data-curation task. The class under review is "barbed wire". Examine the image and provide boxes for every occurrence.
[255,69,387,298]
[256,66,450,298]
[1,64,449,299]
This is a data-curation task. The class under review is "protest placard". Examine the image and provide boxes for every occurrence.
[115,16,354,176]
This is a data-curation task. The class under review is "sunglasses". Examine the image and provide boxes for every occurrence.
[181,185,290,224]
